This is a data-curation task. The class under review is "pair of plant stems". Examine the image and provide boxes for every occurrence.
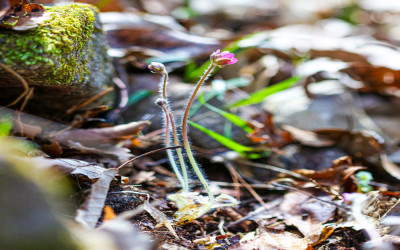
[150,50,237,214]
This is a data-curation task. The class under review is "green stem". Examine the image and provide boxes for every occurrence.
[181,63,216,209]
[161,106,185,188]
[162,71,189,192]
[168,110,189,193]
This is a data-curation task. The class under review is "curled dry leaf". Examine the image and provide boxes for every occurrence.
[64,141,133,163]
[0,0,51,31]
[55,120,151,146]
[143,200,178,239]
[292,156,364,193]
[75,168,118,229]
[29,156,111,180]
[282,125,335,147]
[380,154,400,181]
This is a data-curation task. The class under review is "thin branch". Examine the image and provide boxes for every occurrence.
[0,62,30,107]
[117,146,182,170]
[64,87,114,116]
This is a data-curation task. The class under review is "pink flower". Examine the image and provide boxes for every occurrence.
[210,50,238,67]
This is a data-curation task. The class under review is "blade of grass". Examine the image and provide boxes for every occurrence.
[0,117,12,136]
[188,120,264,159]
[127,90,154,106]
[198,93,253,133]
[227,76,300,108]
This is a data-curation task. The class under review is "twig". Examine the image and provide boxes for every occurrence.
[14,87,35,136]
[64,86,114,116]
[225,162,270,211]
[235,159,309,180]
[117,146,182,170]
[226,164,241,201]
[269,182,349,210]
[0,62,30,107]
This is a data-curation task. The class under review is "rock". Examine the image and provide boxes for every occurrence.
[0,140,78,249]
[0,3,113,118]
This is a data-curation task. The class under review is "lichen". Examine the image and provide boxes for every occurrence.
[0,3,103,86]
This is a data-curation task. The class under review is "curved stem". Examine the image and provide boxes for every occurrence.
[161,71,189,192]
[181,63,216,208]
[168,110,189,192]
[162,106,185,188]
[162,72,168,99]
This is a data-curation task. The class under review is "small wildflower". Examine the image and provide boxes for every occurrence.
[148,62,166,74]
[210,49,238,67]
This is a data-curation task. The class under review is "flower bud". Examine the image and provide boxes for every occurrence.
[155,98,167,107]
[148,62,166,74]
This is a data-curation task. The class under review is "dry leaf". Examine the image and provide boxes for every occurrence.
[98,218,153,250]
[103,206,116,221]
[75,168,118,229]
[290,156,364,193]
[55,121,150,145]
[235,229,312,250]
[279,192,336,236]
[28,156,110,180]
[0,0,10,19]
[0,0,51,30]
[283,125,335,147]
[64,141,133,163]
[381,154,400,181]
[143,200,178,239]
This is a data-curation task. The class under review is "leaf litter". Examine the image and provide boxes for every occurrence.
[4,0,400,249]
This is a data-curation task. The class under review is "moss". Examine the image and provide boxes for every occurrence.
[0,3,102,86]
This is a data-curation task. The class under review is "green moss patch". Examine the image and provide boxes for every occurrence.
[0,3,102,86]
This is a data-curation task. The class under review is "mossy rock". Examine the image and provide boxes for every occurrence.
[0,3,113,118]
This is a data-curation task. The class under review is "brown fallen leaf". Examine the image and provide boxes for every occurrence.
[64,141,133,163]
[55,121,151,145]
[380,154,400,181]
[41,141,63,157]
[310,226,336,246]
[282,125,335,147]
[75,168,118,229]
[0,0,51,31]
[290,156,364,194]
[239,24,400,97]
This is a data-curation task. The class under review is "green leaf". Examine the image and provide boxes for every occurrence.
[199,93,253,133]
[188,120,252,153]
[0,117,12,137]
[188,121,266,159]
[227,76,301,108]
[127,90,154,106]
